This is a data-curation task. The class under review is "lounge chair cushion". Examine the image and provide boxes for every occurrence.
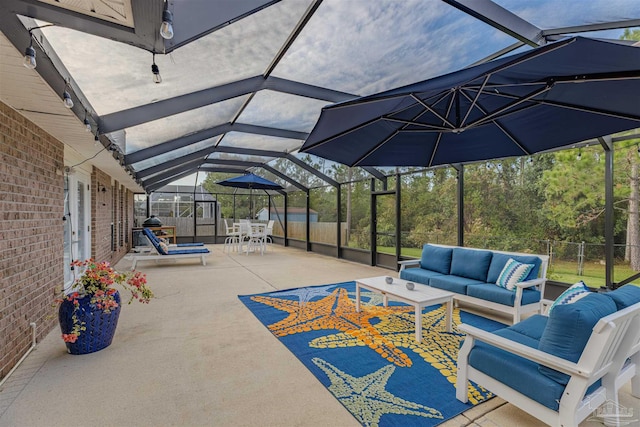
[167,248,210,255]
[548,281,591,314]
[538,292,617,384]
[419,244,453,274]
[486,253,542,283]
[449,248,493,281]
[399,267,444,285]
[607,284,640,310]
[495,258,535,291]
[466,284,541,307]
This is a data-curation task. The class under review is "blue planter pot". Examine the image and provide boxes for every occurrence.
[58,290,121,355]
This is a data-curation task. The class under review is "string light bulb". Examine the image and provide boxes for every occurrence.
[23,43,36,69]
[63,90,73,109]
[22,25,54,70]
[83,111,91,132]
[151,54,162,84]
[160,8,174,40]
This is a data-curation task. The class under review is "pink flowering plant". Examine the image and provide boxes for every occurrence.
[56,259,153,343]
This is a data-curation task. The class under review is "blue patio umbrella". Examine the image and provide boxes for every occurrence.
[300,37,640,167]
[216,173,283,218]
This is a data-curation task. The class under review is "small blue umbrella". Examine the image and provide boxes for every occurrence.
[216,173,283,218]
[216,173,283,190]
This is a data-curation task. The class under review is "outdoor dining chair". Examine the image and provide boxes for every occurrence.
[223,219,241,253]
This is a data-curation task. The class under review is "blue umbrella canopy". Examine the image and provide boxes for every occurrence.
[216,173,283,219]
[301,37,640,167]
[216,173,283,190]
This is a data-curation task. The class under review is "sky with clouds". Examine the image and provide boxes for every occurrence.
[36,0,639,187]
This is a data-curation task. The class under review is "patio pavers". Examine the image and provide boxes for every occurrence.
[0,245,638,426]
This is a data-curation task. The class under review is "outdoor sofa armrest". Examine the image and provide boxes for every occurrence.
[515,277,545,289]
[398,259,420,271]
[458,323,589,377]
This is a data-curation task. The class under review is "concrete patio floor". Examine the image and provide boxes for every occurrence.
[0,244,638,427]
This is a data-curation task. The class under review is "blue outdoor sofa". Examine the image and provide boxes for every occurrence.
[456,284,640,427]
[399,244,549,323]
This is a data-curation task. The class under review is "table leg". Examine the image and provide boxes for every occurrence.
[445,298,453,332]
[356,284,361,313]
[383,294,388,307]
[415,304,422,342]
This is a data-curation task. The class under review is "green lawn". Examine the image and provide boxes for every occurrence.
[381,246,640,287]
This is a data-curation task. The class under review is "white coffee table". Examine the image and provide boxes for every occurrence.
[355,276,454,342]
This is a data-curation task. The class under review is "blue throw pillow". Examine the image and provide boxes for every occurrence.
[606,284,640,310]
[538,292,617,385]
[419,244,453,275]
[487,253,542,283]
[548,281,591,314]
[495,258,534,291]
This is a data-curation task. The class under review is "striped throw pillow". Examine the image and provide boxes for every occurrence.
[548,281,591,314]
[496,258,535,291]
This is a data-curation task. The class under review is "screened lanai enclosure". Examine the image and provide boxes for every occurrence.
[3,0,640,289]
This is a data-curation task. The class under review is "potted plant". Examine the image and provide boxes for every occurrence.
[56,259,153,355]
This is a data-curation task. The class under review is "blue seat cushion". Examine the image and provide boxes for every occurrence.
[429,275,484,294]
[167,248,210,255]
[468,329,565,411]
[175,242,205,247]
[466,283,541,307]
[469,327,601,410]
[399,267,444,285]
[419,244,453,275]
[449,248,493,282]
[487,253,542,283]
[607,284,640,310]
[538,292,617,384]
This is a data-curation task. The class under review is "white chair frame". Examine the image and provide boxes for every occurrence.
[456,302,640,427]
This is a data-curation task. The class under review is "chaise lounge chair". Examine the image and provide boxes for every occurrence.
[126,228,211,269]
[142,227,205,247]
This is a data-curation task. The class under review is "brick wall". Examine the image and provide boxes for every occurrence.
[0,101,136,380]
[0,101,64,379]
[91,168,113,262]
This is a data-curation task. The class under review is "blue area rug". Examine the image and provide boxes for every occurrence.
[239,281,507,427]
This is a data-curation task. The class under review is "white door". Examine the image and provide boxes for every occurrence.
[63,172,92,289]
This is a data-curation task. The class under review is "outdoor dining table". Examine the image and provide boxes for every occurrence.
[234,222,268,254]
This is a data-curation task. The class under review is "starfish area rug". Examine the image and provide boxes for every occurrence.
[239,281,507,427]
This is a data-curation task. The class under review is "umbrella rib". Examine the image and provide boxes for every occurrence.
[460,74,490,127]
[303,115,391,150]
[352,130,399,167]
[429,92,457,167]
[458,90,531,156]
[457,37,576,90]
[464,84,552,129]
[409,94,455,128]
[380,92,451,131]
[539,99,640,122]
[353,92,450,166]
[382,117,450,131]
